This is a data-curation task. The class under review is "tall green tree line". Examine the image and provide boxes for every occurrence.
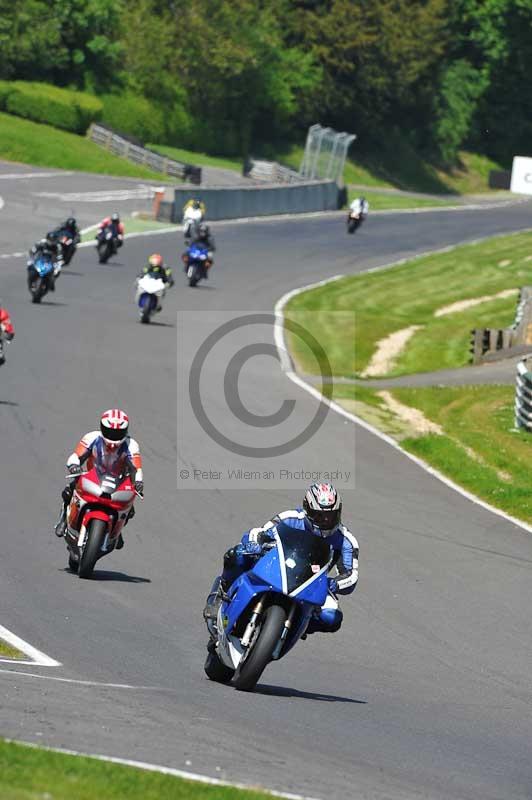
[1,0,531,162]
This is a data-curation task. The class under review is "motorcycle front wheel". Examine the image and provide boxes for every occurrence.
[78,518,107,578]
[233,603,286,692]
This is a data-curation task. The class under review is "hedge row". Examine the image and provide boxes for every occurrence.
[100,92,192,146]
[0,79,194,150]
[0,81,102,133]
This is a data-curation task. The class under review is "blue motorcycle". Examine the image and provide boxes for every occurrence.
[27,254,55,303]
[204,522,332,691]
[184,243,210,287]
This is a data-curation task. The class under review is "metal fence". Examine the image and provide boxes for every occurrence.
[470,287,532,363]
[515,358,532,430]
[87,124,201,183]
[244,158,302,184]
[299,124,356,185]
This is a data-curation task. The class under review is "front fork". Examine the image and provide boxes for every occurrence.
[272,604,297,660]
[240,597,297,660]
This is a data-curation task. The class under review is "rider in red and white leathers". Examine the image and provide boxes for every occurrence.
[97,212,125,248]
[0,306,15,365]
[55,409,143,543]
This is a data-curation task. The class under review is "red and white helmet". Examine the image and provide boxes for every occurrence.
[303,483,342,536]
[100,408,129,449]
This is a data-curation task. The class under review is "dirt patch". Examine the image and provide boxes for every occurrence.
[434,288,518,317]
[361,325,423,377]
[377,391,443,436]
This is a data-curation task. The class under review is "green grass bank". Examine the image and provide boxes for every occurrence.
[0,740,288,800]
[286,231,532,379]
[0,113,168,181]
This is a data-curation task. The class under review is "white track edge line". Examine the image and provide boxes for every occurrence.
[274,273,532,539]
[4,739,322,800]
[0,669,170,689]
[0,624,60,667]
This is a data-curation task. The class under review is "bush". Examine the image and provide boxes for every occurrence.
[101,93,166,144]
[3,82,102,133]
[0,80,13,110]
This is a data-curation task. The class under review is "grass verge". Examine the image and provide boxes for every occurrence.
[80,216,174,243]
[286,230,532,378]
[0,113,168,181]
[0,640,24,659]
[347,189,457,210]
[147,143,243,174]
[0,739,287,800]
[331,384,532,524]
[149,140,503,198]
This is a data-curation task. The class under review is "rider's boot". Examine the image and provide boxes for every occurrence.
[54,504,67,537]
[203,576,227,622]
[115,533,124,550]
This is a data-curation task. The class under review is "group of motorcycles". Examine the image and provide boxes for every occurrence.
[21,203,364,694]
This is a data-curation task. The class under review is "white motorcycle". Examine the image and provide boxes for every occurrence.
[183,207,204,241]
[135,275,167,324]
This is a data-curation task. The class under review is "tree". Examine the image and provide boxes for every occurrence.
[170,0,321,154]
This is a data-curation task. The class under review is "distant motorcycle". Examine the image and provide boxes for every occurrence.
[96,225,117,263]
[135,274,167,324]
[0,322,13,366]
[27,253,55,303]
[347,211,365,234]
[203,522,332,691]
[64,466,140,578]
[183,243,210,287]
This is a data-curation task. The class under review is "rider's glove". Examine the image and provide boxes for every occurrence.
[134,480,144,497]
[328,578,339,594]
[238,541,262,556]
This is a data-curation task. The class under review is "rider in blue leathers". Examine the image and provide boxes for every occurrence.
[203,483,359,635]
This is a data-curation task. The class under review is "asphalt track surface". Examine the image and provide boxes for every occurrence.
[2,197,532,799]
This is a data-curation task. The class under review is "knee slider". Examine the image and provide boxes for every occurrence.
[321,607,343,633]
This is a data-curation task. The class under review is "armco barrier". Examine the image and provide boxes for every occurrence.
[515,358,532,430]
[88,123,201,183]
[470,287,532,363]
[167,181,339,222]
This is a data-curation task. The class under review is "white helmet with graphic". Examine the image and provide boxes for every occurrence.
[100,408,129,449]
[303,482,342,536]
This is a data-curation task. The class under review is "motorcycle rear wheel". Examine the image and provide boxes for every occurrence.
[78,518,106,578]
[233,603,286,692]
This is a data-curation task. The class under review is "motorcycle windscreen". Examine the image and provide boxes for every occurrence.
[275,523,331,595]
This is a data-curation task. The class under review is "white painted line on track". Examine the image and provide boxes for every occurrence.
[6,740,323,800]
[274,270,532,538]
[0,669,171,690]
[0,624,60,667]
[34,186,155,203]
[0,171,75,180]
[0,195,4,210]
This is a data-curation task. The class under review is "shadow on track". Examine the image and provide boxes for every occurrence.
[34,301,68,307]
[255,683,367,704]
[89,570,151,583]
[61,568,151,583]
[142,321,175,328]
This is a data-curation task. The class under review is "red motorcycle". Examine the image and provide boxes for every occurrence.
[64,465,138,578]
